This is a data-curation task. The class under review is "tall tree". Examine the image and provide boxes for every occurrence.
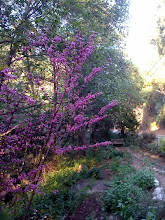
[0,0,130,67]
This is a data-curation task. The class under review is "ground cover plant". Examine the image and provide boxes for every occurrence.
[131,169,155,190]
[103,180,150,219]
[103,166,156,219]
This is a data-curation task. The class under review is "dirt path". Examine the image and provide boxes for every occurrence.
[116,147,165,189]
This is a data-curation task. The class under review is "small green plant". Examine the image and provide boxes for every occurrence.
[131,169,155,190]
[110,149,124,158]
[103,180,149,219]
[109,156,122,173]
[123,151,133,163]
[130,144,140,151]
[0,199,26,220]
[117,164,136,176]
[147,142,159,154]
[145,211,157,220]
[26,160,102,219]
[88,166,102,179]
[30,188,76,219]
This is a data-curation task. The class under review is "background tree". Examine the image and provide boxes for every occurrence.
[155,0,165,56]
[1,0,138,139]
[0,0,129,67]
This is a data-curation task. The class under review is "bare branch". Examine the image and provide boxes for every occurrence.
[0,125,19,138]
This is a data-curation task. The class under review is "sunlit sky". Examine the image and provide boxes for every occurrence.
[126,0,165,82]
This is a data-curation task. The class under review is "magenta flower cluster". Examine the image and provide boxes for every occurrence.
[0,31,118,204]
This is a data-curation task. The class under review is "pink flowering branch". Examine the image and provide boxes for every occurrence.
[55,141,112,155]
[99,100,120,115]
[0,31,119,219]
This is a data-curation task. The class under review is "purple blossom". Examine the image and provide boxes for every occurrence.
[0,31,118,206]
[52,189,59,195]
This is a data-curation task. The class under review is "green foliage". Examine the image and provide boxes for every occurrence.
[103,180,150,219]
[159,137,165,153]
[43,164,102,194]
[30,186,66,218]
[116,164,136,177]
[86,146,124,163]
[88,54,144,136]
[145,208,157,220]
[0,0,130,67]
[85,212,96,220]
[114,106,141,135]
[131,169,155,190]
[87,166,102,179]
[27,159,102,219]
[154,0,165,56]
[142,132,156,144]
[0,199,26,220]
[142,88,165,131]
[109,153,134,176]
[109,148,124,158]
[127,133,157,151]
[157,104,165,128]
[103,166,156,219]
[109,156,123,173]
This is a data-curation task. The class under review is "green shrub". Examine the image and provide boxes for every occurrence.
[110,149,124,158]
[103,180,150,219]
[146,142,159,154]
[0,199,26,220]
[124,133,141,147]
[109,156,122,173]
[131,169,155,190]
[116,164,136,177]
[129,144,140,151]
[122,152,133,163]
[30,188,76,219]
[142,132,156,144]
[88,166,102,179]
[109,155,134,177]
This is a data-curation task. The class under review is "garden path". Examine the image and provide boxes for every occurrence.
[116,147,165,198]
[66,147,165,220]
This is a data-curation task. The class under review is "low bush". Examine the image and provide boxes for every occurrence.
[146,142,159,154]
[131,169,155,190]
[109,156,123,173]
[103,180,152,219]
[116,164,136,177]
[103,168,156,219]
[142,132,156,144]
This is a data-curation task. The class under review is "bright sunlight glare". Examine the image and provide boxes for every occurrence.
[126,0,165,83]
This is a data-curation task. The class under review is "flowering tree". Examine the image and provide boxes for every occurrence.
[0,32,118,218]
